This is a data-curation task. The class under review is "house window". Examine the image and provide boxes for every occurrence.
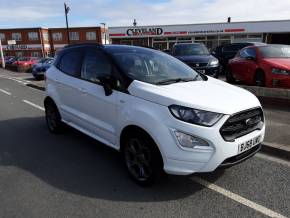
[86,32,96,40]
[52,32,62,41]
[69,32,79,41]
[31,52,40,57]
[28,32,38,41]
[12,33,22,41]
[43,32,49,41]
[0,33,5,41]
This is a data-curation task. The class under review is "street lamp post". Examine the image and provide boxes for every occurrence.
[100,23,106,45]
[64,2,70,44]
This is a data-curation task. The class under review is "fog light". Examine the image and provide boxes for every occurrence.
[174,131,209,148]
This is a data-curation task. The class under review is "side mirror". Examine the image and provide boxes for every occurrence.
[246,56,255,61]
[99,76,113,96]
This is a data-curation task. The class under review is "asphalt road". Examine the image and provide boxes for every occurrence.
[0,76,289,218]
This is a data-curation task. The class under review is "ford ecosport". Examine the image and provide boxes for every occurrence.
[45,43,265,186]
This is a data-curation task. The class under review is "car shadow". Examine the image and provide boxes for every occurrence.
[0,116,225,202]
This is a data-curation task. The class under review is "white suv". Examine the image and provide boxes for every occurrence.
[45,44,265,186]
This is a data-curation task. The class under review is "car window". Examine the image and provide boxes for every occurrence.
[59,51,83,77]
[240,48,256,59]
[110,48,202,85]
[81,50,111,83]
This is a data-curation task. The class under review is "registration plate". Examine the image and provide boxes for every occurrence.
[238,135,261,154]
[197,70,205,74]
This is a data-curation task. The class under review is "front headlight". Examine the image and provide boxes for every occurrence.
[169,105,223,127]
[208,59,219,67]
[272,68,290,75]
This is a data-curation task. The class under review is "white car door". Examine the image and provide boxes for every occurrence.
[77,48,118,147]
[54,49,84,124]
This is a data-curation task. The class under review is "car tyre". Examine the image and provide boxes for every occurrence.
[45,101,64,134]
[122,131,164,186]
[254,71,265,87]
[225,67,236,84]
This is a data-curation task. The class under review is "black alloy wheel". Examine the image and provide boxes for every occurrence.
[123,132,163,186]
[45,101,63,134]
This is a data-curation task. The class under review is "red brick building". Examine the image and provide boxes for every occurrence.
[0,27,50,57]
[48,27,102,56]
[0,26,103,58]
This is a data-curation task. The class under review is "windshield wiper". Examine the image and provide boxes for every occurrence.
[156,78,195,85]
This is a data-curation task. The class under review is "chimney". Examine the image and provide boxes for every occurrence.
[227,17,231,23]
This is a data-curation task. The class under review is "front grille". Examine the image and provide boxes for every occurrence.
[220,107,264,142]
[186,62,208,68]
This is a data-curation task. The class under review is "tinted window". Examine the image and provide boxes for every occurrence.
[81,50,111,83]
[109,47,202,85]
[240,48,256,58]
[59,51,83,76]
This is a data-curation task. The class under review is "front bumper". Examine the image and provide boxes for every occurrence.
[156,112,265,176]
[271,74,290,89]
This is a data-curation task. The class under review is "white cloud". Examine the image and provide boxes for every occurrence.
[0,0,290,27]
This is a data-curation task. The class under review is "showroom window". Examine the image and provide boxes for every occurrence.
[69,32,79,41]
[12,33,22,41]
[86,32,96,40]
[53,32,62,41]
[31,52,40,57]
[15,51,23,57]
[28,32,39,41]
[0,33,5,41]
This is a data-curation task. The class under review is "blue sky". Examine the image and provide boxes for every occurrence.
[0,0,290,28]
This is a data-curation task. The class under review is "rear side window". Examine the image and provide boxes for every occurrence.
[81,50,111,83]
[240,48,256,59]
[59,51,83,77]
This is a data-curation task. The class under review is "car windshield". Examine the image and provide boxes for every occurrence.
[173,44,210,56]
[110,47,202,85]
[260,45,290,58]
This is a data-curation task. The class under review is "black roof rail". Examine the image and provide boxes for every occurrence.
[63,42,103,49]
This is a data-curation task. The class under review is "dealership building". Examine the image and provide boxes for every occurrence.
[109,20,290,51]
[0,27,104,57]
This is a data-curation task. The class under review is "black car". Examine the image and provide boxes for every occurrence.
[172,43,220,78]
[212,42,266,72]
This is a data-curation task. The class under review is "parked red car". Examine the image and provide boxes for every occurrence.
[12,57,39,67]
[227,44,290,88]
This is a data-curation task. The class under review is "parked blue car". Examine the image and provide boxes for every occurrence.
[32,58,54,80]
